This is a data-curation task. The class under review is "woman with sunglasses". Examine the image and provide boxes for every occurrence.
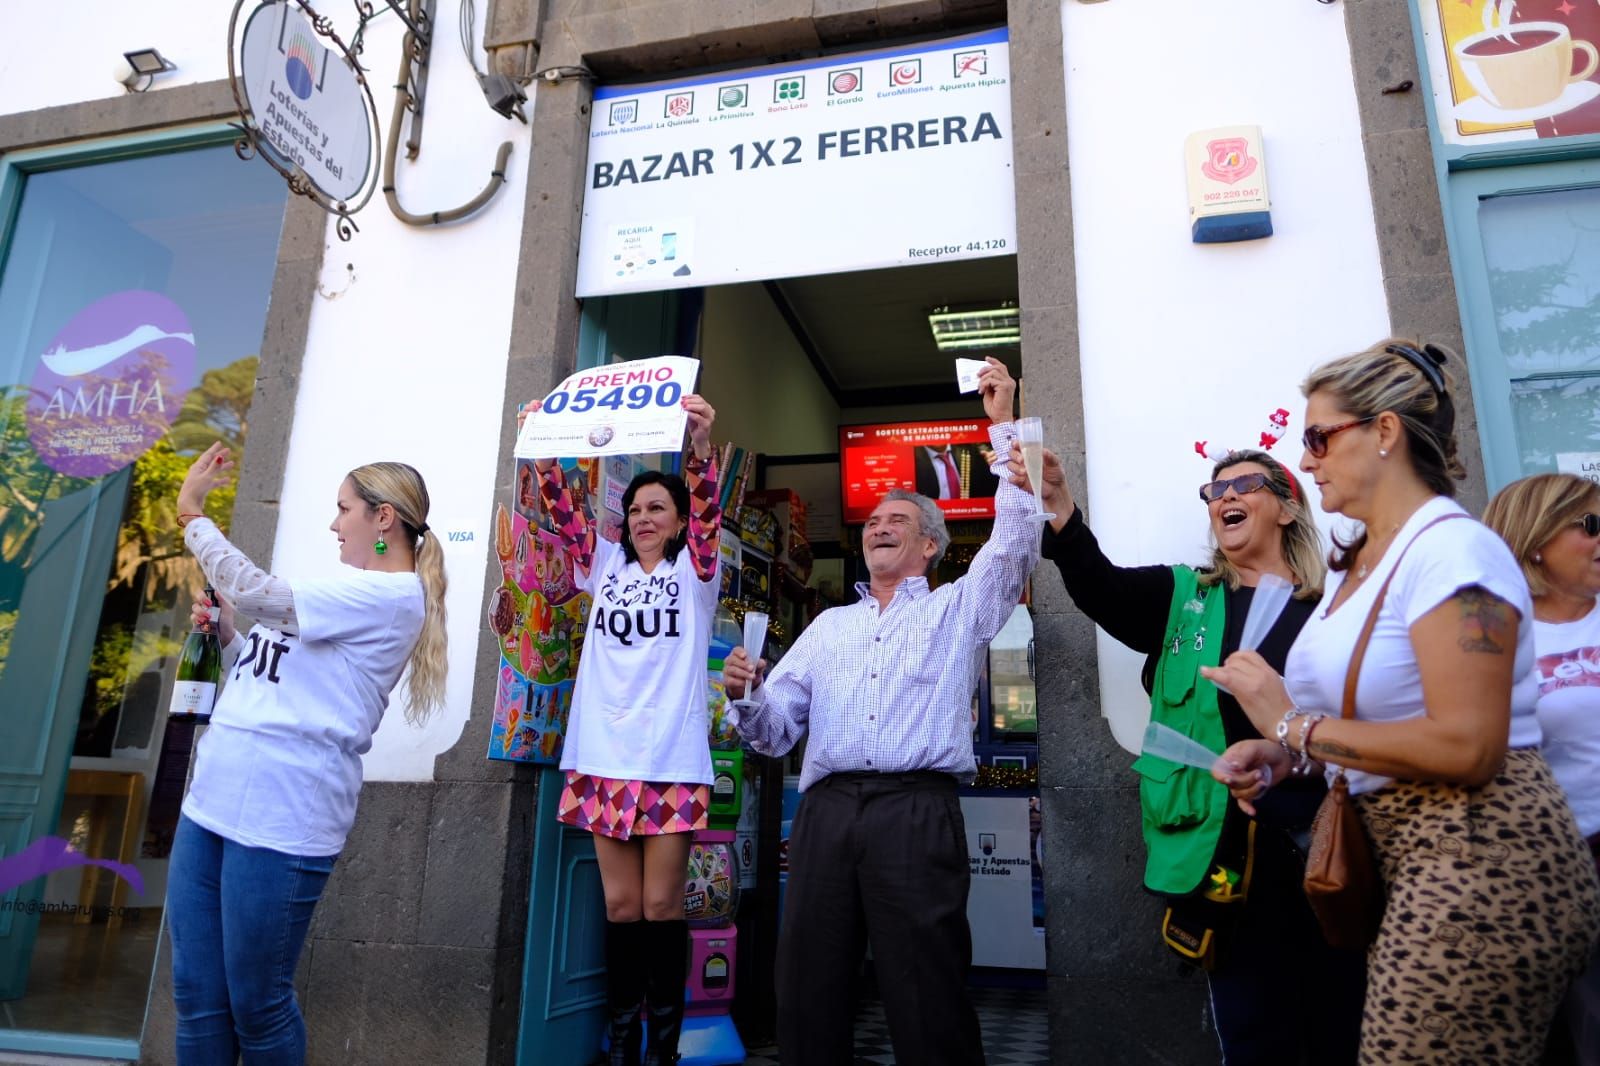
[1208,340,1600,1063]
[1012,446,1364,1064]
[1485,474,1600,1064]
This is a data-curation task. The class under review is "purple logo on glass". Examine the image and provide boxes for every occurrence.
[26,291,195,478]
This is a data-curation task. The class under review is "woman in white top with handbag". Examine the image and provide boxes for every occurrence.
[1485,473,1600,1065]
[166,443,448,1066]
[1206,340,1600,1063]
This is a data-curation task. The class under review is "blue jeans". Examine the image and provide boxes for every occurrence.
[166,815,336,1066]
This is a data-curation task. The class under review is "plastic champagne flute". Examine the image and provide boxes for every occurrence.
[1014,417,1056,522]
[732,610,769,709]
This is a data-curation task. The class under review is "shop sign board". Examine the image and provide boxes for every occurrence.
[237,0,374,203]
[1419,0,1600,144]
[25,291,196,478]
[961,795,1046,970]
[515,355,700,459]
[576,29,1016,297]
[1558,451,1600,485]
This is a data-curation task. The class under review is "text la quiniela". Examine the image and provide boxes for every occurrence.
[591,111,1003,189]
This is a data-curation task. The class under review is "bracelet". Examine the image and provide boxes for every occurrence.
[1302,715,1326,761]
[177,512,207,528]
[1296,712,1326,756]
[1274,705,1307,757]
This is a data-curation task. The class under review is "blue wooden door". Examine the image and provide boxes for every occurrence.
[516,768,608,1065]
[0,158,167,999]
[0,474,130,998]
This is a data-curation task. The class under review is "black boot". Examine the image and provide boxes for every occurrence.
[606,920,646,1066]
[642,919,689,1066]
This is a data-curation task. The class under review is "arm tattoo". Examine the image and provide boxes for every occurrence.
[1454,585,1513,655]
[1310,737,1361,761]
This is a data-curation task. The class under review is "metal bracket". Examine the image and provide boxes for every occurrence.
[382,0,513,227]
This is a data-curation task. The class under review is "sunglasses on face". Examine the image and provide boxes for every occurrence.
[1301,416,1376,458]
[1199,472,1284,503]
[1575,513,1600,538]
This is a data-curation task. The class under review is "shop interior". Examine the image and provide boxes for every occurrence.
[589,251,1047,1047]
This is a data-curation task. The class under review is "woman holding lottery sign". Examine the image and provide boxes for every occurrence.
[518,391,720,1066]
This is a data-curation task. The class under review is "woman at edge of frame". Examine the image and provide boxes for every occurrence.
[1484,473,1600,1065]
[1011,442,1365,1064]
[1209,339,1600,1062]
[520,393,720,1066]
[166,444,448,1065]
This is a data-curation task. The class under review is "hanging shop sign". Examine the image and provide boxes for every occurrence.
[25,291,196,478]
[515,356,701,460]
[1419,0,1600,144]
[576,28,1016,297]
[229,0,380,237]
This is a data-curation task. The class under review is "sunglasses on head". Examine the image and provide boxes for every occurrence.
[1301,416,1376,458]
[1575,512,1600,538]
[1199,472,1285,503]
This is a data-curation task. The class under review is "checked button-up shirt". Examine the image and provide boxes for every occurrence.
[732,423,1040,791]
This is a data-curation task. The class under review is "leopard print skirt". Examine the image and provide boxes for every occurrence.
[1353,748,1600,1064]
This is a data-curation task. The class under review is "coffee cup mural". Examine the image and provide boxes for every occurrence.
[1455,21,1599,112]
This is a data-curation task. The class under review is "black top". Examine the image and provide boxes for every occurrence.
[1041,505,1325,827]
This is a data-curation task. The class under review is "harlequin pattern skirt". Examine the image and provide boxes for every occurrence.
[556,771,709,841]
[1353,748,1600,1064]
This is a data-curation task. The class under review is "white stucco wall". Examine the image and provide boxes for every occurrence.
[1060,0,1391,751]
[1,1,236,112]
[263,12,531,781]
[4,2,533,780]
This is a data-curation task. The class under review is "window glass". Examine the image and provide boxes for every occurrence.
[0,143,286,1045]
[1479,186,1600,475]
[988,604,1035,740]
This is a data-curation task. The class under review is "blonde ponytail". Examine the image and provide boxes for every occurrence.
[406,528,449,723]
[346,461,449,724]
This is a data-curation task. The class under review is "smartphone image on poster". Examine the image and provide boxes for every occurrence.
[662,232,678,260]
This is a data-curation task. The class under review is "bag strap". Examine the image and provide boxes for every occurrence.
[1340,512,1468,720]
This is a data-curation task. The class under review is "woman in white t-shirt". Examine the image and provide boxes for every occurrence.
[521,394,719,1066]
[1485,473,1600,1065]
[1205,340,1600,1063]
[165,443,447,1066]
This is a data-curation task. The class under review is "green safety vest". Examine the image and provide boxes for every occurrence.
[1129,566,1231,896]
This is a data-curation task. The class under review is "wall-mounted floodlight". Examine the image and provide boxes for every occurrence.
[116,48,177,92]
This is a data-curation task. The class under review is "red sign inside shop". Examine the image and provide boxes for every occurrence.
[839,418,997,524]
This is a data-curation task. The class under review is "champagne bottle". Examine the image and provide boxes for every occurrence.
[168,586,221,721]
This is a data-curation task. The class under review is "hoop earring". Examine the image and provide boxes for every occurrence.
[375,529,389,556]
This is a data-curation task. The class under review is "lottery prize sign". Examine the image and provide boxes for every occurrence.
[515,356,700,460]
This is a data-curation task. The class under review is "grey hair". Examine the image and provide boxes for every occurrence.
[882,489,950,573]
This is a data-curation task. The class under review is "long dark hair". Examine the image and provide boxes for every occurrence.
[619,470,691,564]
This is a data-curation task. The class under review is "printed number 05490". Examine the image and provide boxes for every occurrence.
[541,381,683,415]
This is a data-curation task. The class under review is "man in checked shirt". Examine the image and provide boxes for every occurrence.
[723,356,1038,1065]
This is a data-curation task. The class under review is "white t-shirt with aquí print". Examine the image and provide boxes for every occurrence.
[1285,496,1540,796]
[182,568,425,856]
[562,535,719,785]
[1533,600,1600,838]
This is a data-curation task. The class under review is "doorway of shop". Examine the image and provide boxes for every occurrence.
[514,253,1049,1066]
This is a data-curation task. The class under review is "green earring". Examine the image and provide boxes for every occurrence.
[374,531,388,556]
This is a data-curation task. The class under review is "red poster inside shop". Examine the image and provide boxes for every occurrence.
[839,418,997,524]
